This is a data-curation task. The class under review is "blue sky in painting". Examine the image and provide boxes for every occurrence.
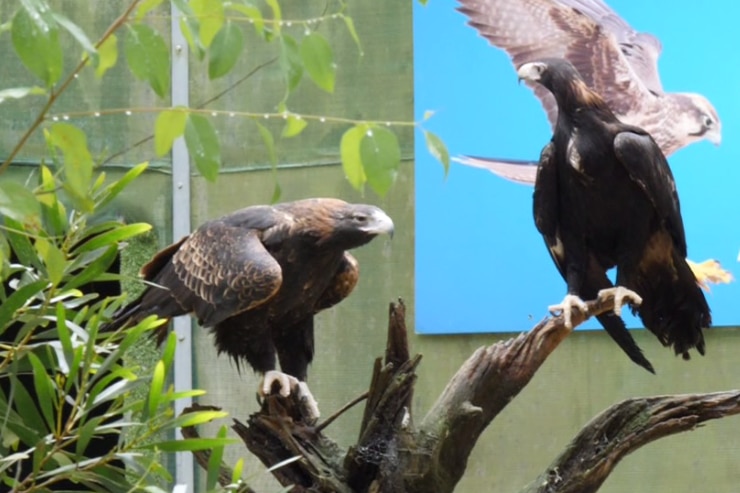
[414,0,740,334]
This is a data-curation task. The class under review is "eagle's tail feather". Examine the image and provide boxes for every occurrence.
[634,253,711,359]
[596,311,655,373]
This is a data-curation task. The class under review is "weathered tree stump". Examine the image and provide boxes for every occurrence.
[182,297,740,492]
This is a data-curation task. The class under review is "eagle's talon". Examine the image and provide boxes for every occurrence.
[597,286,642,316]
[296,381,321,420]
[261,370,299,398]
[548,294,588,328]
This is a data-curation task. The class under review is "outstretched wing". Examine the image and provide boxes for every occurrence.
[170,222,283,326]
[456,0,656,128]
[556,0,663,93]
[613,131,686,256]
[454,155,539,185]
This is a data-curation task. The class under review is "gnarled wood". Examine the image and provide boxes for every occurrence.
[180,295,740,493]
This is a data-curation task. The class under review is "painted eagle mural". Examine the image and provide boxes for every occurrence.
[452,0,730,289]
[453,0,721,182]
[522,58,711,372]
[105,198,394,415]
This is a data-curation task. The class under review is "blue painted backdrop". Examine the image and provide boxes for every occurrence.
[414,0,740,334]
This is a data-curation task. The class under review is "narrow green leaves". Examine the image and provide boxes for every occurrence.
[11,5,63,87]
[340,125,402,196]
[423,130,450,176]
[0,181,40,224]
[184,114,221,181]
[124,24,170,98]
[52,11,96,58]
[154,109,187,156]
[35,238,66,285]
[208,21,244,79]
[300,33,335,93]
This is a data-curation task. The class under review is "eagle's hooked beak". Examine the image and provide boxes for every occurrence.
[361,207,395,239]
[517,62,546,84]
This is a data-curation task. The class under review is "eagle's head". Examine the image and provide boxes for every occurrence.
[291,198,394,249]
[517,58,607,111]
[330,203,395,249]
[678,93,722,147]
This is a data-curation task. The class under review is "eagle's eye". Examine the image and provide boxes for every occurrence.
[703,115,714,128]
[351,213,368,224]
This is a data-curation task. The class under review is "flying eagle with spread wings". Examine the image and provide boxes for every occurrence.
[523,58,710,372]
[454,0,721,181]
[453,0,730,288]
[104,198,394,417]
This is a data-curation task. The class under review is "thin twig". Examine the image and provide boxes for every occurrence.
[315,391,369,433]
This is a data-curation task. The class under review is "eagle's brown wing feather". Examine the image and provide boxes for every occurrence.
[171,223,282,327]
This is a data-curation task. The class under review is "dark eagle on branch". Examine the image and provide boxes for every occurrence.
[453,0,721,183]
[105,198,394,415]
[520,58,711,373]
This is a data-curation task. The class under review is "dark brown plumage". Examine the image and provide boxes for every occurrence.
[106,198,394,402]
[522,58,710,372]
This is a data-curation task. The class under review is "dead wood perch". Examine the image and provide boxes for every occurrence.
[180,295,740,493]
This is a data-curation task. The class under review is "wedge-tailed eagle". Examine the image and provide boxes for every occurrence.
[105,198,395,416]
[522,58,710,372]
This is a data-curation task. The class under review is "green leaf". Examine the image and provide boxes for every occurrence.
[98,161,148,210]
[95,33,118,79]
[0,86,45,105]
[0,280,47,337]
[3,218,39,269]
[35,237,66,285]
[136,0,166,21]
[264,0,282,37]
[38,165,67,236]
[125,24,170,98]
[72,223,152,253]
[361,126,401,197]
[0,180,40,224]
[208,20,244,79]
[9,374,47,438]
[423,130,450,176]
[341,16,363,55]
[155,109,188,156]
[281,114,307,138]
[191,0,224,48]
[28,353,56,430]
[147,437,238,452]
[148,360,166,417]
[11,6,63,86]
[206,426,229,490]
[46,123,94,206]
[279,35,303,93]
[55,303,74,371]
[52,11,96,58]
[184,114,221,181]
[173,410,228,429]
[340,124,367,191]
[226,3,264,37]
[255,120,276,166]
[160,331,177,370]
[232,458,244,483]
[175,0,206,60]
[64,244,119,291]
[300,32,335,93]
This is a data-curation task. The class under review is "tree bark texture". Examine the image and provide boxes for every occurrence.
[182,296,740,492]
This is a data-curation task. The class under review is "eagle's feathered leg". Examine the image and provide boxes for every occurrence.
[597,286,643,316]
[548,294,589,329]
[260,371,320,419]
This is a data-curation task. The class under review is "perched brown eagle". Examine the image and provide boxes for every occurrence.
[522,58,711,372]
[105,198,394,414]
[453,0,721,182]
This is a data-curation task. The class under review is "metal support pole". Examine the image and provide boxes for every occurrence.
[170,1,194,487]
